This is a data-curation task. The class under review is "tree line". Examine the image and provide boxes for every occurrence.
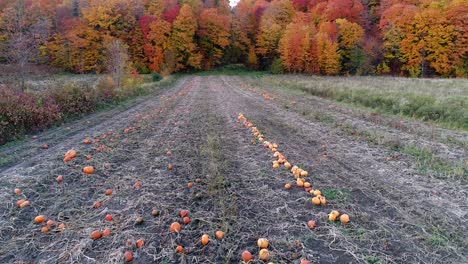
[0,0,466,78]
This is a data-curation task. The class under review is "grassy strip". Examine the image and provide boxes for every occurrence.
[269,78,468,130]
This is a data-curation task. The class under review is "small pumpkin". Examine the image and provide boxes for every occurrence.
[179,210,188,218]
[340,214,350,223]
[311,197,321,205]
[105,189,113,196]
[187,182,193,188]
[46,220,55,227]
[183,216,190,224]
[215,230,224,240]
[14,188,22,194]
[19,200,30,208]
[300,259,310,264]
[93,201,101,208]
[102,228,111,236]
[124,251,133,262]
[259,249,270,261]
[105,214,113,221]
[56,175,63,183]
[201,234,209,245]
[90,230,102,240]
[257,238,269,249]
[41,226,49,233]
[307,220,317,229]
[284,162,291,169]
[82,166,94,174]
[136,239,145,248]
[34,215,46,224]
[300,170,308,177]
[284,183,291,189]
[169,222,181,232]
[135,217,143,224]
[176,245,184,253]
[16,199,26,207]
[241,250,253,262]
[151,209,159,216]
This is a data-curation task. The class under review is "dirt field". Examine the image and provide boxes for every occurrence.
[0,75,467,264]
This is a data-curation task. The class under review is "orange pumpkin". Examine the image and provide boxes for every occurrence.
[241,250,253,262]
[135,217,143,224]
[124,251,133,262]
[41,226,49,233]
[16,199,26,207]
[201,234,209,245]
[136,239,145,248]
[93,201,101,208]
[46,220,55,227]
[176,245,184,253]
[259,249,270,261]
[170,222,181,233]
[90,230,102,240]
[307,220,317,229]
[14,188,22,195]
[82,166,94,174]
[151,209,159,216]
[105,189,113,196]
[102,228,111,236]
[284,183,291,189]
[311,197,321,205]
[19,200,30,208]
[56,175,63,183]
[183,217,190,224]
[215,230,224,240]
[340,214,350,223]
[34,215,46,224]
[257,238,269,248]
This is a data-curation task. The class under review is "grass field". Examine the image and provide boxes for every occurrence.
[0,73,467,263]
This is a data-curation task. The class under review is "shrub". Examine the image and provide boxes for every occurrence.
[152,73,162,82]
[270,59,284,74]
[0,86,61,144]
[96,76,117,103]
[48,83,98,117]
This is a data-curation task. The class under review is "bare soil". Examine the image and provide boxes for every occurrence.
[0,75,466,264]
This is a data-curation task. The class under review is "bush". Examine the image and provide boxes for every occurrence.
[48,83,98,117]
[0,86,61,144]
[270,59,284,74]
[152,73,162,82]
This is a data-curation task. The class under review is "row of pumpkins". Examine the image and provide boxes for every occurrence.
[237,113,351,263]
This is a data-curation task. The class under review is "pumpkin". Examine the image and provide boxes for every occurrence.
[273,163,279,169]
[83,138,91,144]
[41,226,49,233]
[170,222,181,232]
[56,175,63,182]
[311,197,321,205]
[215,230,224,240]
[82,166,94,174]
[16,199,26,207]
[105,214,113,221]
[313,190,321,196]
[259,249,270,261]
[65,149,77,159]
[307,220,317,229]
[284,183,291,189]
[124,251,133,262]
[14,188,22,194]
[46,220,55,227]
[257,238,269,249]
[85,154,92,160]
[272,143,278,149]
[179,210,188,218]
[241,250,253,262]
[58,223,65,230]
[330,210,339,217]
[273,151,280,158]
[296,179,304,187]
[42,144,49,149]
[300,171,308,177]
[90,230,102,240]
[201,234,209,245]
[136,239,145,248]
[183,217,190,224]
[303,182,311,188]
[176,245,184,253]
[135,217,143,224]
[105,189,113,196]
[187,182,193,188]
[93,201,101,208]
[133,182,142,188]
[19,200,30,208]
[284,162,291,169]
[34,215,46,224]
[102,228,111,236]
[319,196,327,205]
[151,209,159,216]
[328,213,337,221]
[340,214,350,223]
[300,259,310,264]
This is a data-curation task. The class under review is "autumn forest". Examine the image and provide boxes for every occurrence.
[0,0,467,78]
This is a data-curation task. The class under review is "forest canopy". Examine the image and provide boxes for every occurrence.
[0,0,466,77]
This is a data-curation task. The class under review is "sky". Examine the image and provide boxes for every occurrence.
[230,0,240,7]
